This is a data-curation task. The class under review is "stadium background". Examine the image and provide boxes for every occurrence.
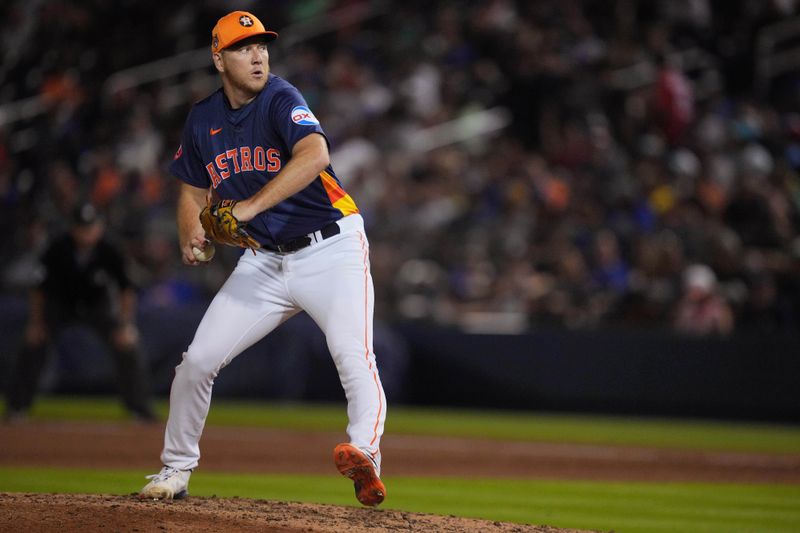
[1,0,799,418]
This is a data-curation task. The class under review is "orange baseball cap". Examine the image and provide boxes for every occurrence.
[211,11,278,53]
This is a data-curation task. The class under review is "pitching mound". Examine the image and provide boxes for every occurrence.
[0,493,590,533]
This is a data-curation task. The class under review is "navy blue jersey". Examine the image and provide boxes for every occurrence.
[170,74,358,245]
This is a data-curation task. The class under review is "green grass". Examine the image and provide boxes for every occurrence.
[10,396,800,454]
[4,397,800,532]
[1,467,799,533]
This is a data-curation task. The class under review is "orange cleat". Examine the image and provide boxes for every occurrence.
[333,443,385,507]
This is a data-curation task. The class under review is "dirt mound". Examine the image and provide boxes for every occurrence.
[0,493,592,533]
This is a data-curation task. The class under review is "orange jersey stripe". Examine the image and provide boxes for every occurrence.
[320,170,347,203]
[320,170,359,216]
[332,195,359,216]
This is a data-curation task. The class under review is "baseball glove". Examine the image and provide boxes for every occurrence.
[199,199,261,250]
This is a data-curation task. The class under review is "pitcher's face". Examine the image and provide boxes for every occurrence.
[215,37,270,98]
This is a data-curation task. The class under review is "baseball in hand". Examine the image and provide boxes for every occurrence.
[192,243,216,262]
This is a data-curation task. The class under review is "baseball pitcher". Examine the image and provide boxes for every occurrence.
[139,10,386,506]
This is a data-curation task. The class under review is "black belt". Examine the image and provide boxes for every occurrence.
[263,220,341,253]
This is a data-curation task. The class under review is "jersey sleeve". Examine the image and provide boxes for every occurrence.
[168,108,210,188]
[269,86,328,153]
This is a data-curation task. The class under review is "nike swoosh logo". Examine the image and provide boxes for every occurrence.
[210,127,222,136]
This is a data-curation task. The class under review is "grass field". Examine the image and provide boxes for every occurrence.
[2,396,800,533]
[11,396,800,454]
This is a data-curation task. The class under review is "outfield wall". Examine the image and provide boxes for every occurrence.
[1,297,798,421]
[395,323,800,422]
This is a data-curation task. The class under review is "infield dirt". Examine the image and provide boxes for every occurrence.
[0,493,588,533]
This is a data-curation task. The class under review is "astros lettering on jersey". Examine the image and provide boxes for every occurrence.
[170,74,359,245]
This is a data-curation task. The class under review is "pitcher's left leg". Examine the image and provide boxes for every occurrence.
[290,227,386,470]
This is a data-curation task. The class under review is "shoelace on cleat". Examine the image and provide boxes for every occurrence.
[145,466,179,482]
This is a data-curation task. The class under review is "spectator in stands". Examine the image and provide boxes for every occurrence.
[652,53,695,145]
[0,0,798,337]
[590,229,630,294]
[673,263,734,336]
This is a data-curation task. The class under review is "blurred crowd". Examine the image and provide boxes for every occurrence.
[2,0,800,336]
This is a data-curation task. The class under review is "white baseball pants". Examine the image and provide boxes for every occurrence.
[160,214,386,473]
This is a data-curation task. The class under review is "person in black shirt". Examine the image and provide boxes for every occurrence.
[4,204,156,421]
